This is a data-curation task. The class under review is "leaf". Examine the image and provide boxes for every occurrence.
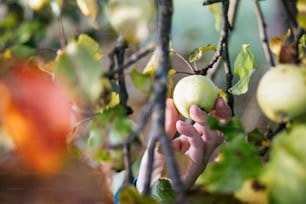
[188,44,216,63]
[207,115,245,141]
[55,39,104,107]
[118,185,159,204]
[228,44,256,95]
[269,30,291,57]
[200,136,263,193]
[151,178,176,204]
[130,67,153,94]
[77,34,104,60]
[260,124,306,204]
[208,4,222,31]
[297,0,306,30]
[109,117,134,146]
[77,0,99,29]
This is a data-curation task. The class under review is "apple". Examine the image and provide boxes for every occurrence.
[256,64,306,123]
[173,75,218,119]
[28,0,48,10]
[106,0,154,44]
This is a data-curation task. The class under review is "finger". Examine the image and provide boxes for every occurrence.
[165,98,180,138]
[176,120,203,148]
[212,97,232,122]
[189,105,208,125]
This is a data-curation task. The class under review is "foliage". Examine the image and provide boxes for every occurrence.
[0,0,305,203]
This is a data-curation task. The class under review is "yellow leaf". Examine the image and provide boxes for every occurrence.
[270,30,291,57]
[217,87,228,103]
[76,0,99,29]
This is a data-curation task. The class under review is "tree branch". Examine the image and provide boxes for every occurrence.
[105,45,155,78]
[143,0,184,200]
[253,0,275,67]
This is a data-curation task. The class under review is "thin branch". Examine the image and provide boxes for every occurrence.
[104,45,154,78]
[221,0,234,111]
[143,0,185,200]
[228,0,240,29]
[253,0,275,67]
[280,0,298,30]
[170,49,197,73]
[57,16,67,49]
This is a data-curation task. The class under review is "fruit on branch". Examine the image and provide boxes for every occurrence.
[173,75,218,119]
[256,64,306,123]
[28,0,48,10]
[106,0,155,44]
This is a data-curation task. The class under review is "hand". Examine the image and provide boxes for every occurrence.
[136,97,232,193]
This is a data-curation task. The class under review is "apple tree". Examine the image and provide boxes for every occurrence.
[0,0,305,203]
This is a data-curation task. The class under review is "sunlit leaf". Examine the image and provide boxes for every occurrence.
[77,0,99,29]
[151,178,175,204]
[55,39,104,107]
[201,136,263,193]
[260,124,306,204]
[234,179,268,204]
[77,34,104,60]
[188,44,216,63]
[269,30,291,57]
[130,67,153,94]
[228,44,256,95]
[297,0,306,30]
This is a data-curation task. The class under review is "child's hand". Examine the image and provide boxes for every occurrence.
[136,97,232,193]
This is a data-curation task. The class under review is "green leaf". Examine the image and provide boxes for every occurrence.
[188,44,216,63]
[77,34,104,60]
[151,178,176,204]
[201,136,263,193]
[260,124,306,204]
[55,39,104,106]
[109,117,134,146]
[118,185,159,204]
[228,44,256,95]
[130,68,153,94]
[207,115,245,141]
[297,0,306,30]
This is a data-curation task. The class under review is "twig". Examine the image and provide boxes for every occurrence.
[202,0,234,111]
[253,0,275,67]
[57,16,67,49]
[170,49,197,73]
[280,0,298,30]
[104,45,154,78]
[228,0,240,29]
[221,1,234,111]
[144,0,185,199]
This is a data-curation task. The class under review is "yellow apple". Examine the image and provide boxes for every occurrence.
[28,0,48,10]
[173,75,218,119]
[256,64,306,123]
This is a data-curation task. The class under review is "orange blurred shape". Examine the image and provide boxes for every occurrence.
[0,61,72,176]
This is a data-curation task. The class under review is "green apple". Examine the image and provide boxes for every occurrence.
[173,75,218,119]
[256,64,306,123]
[106,0,155,44]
